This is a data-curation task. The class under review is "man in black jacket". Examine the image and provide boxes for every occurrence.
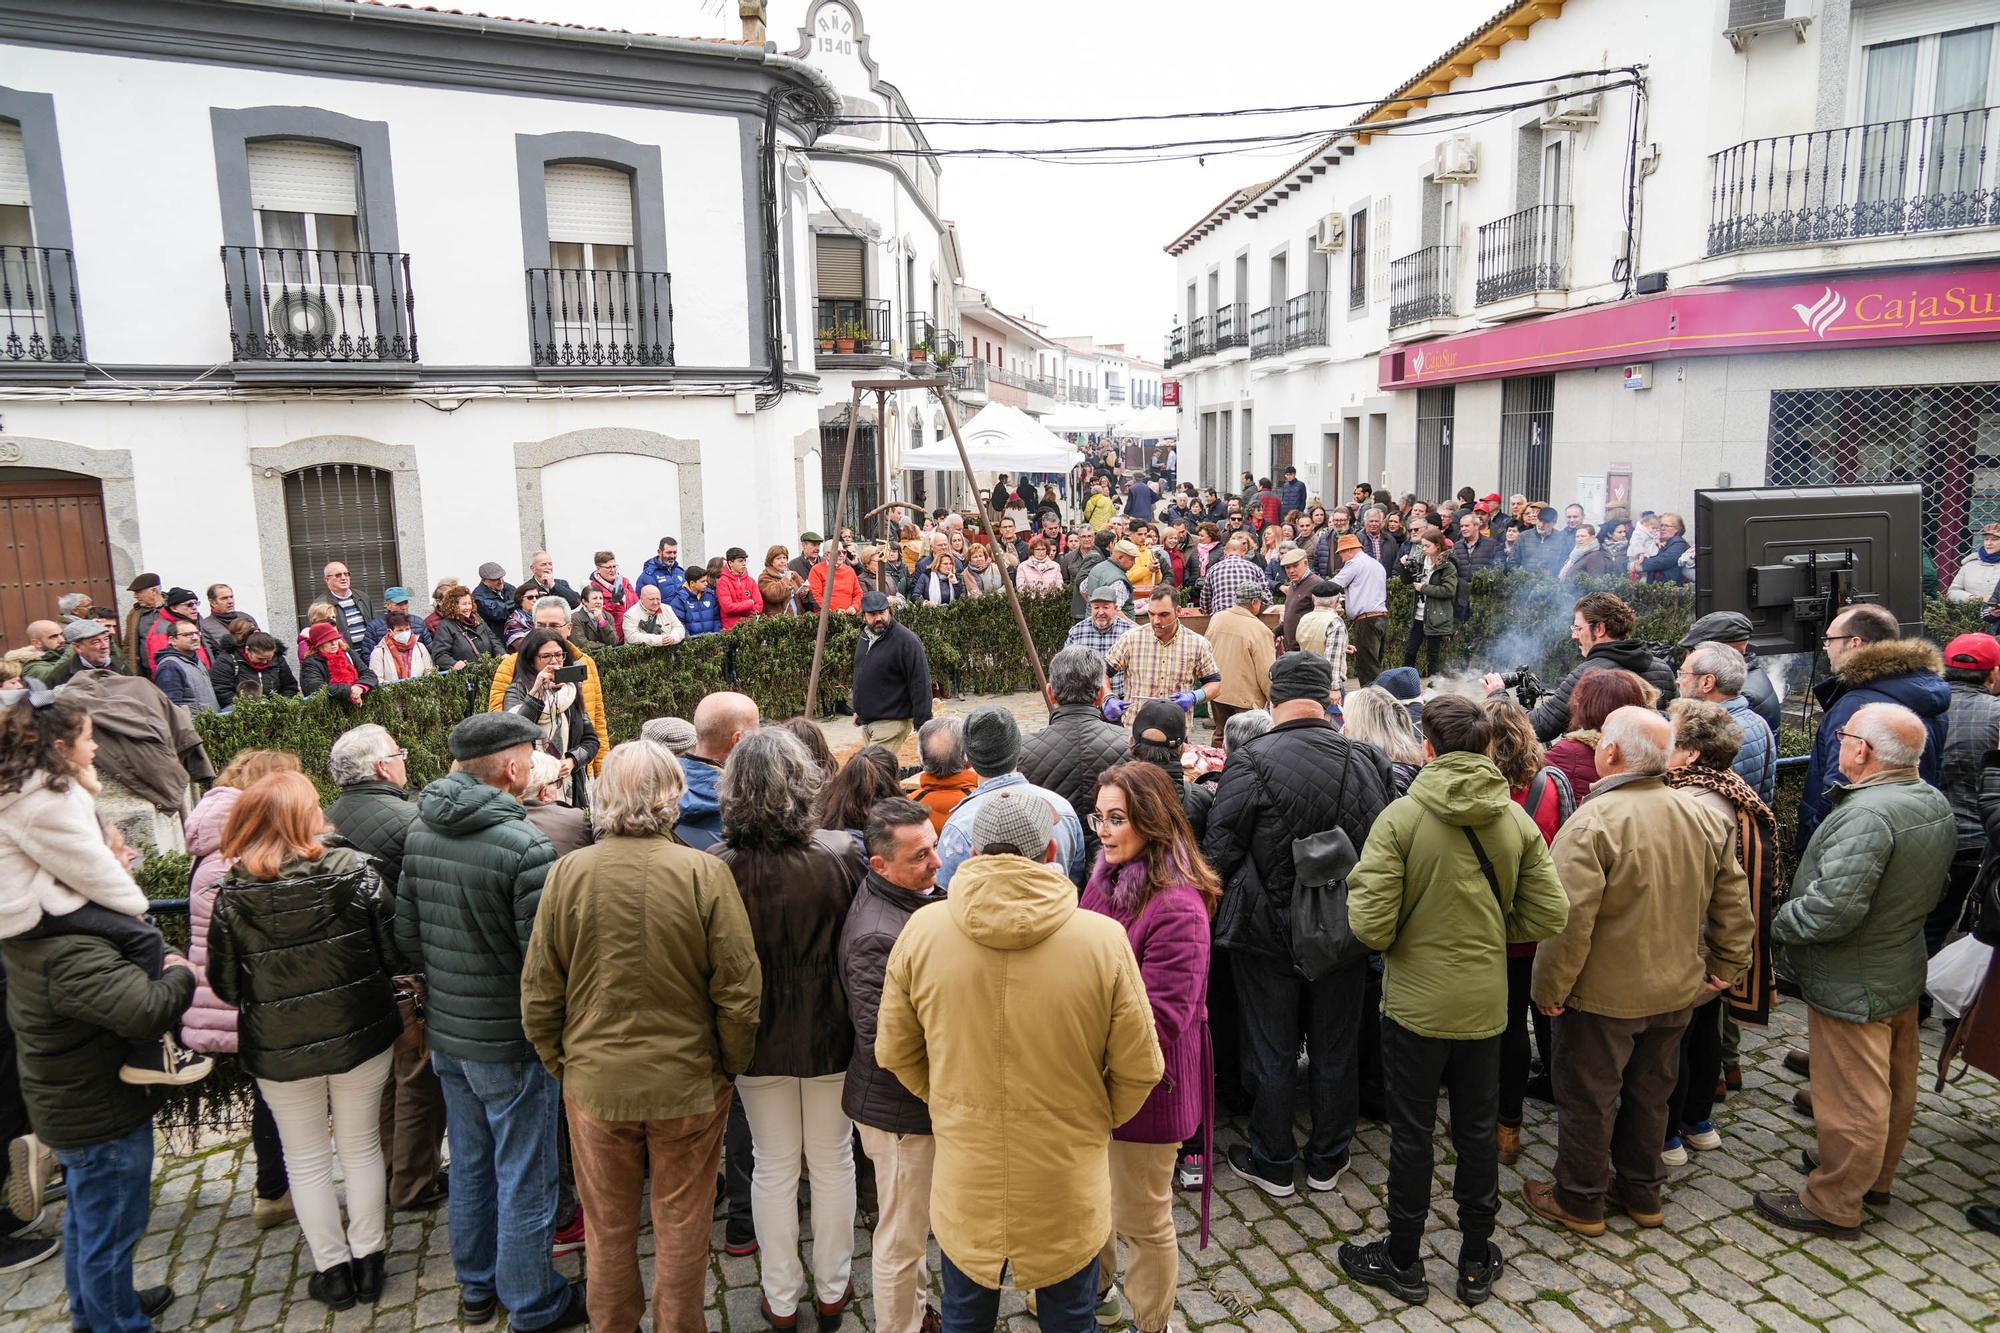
[1019,646,1130,869]
[839,798,946,1333]
[1203,652,1394,1199]
[326,722,447,1214]
[852,592,934,755]
[1482,591,1676,742]
[2,925,194,1330]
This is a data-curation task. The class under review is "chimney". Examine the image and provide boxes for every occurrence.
[740,1,767,45]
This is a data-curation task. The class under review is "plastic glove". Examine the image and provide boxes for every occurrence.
[1172,690,1198,711]
[1102,697,1128,723]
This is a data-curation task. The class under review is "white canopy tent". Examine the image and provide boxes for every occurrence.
[1109,405,1177,437]
[900,401,1084,473]
[1037,403,1113,435]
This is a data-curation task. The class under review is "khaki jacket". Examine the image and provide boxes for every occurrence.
[1206,604,1275,709]
[1534,773,1754,1019]
[876,853,1162,1289]
[520,833,762,1121]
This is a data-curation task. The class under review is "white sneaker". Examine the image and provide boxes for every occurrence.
[1682,1121,1723,1151]
[1661,1140,1690,1168]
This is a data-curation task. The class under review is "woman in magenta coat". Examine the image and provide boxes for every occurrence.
[1081,761,1216,1333]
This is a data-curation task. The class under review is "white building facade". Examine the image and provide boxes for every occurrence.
[1166,0,2000,584]
[0,0,853,641]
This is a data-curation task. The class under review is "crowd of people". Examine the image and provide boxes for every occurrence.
[0,458,1994,1333]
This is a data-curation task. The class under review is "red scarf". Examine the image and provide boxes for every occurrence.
[323,647,358,688]
[381,635,417,680]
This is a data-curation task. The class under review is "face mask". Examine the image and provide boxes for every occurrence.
[393,630,413,645]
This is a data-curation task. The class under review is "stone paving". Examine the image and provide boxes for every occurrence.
[4,1000,1998,1331]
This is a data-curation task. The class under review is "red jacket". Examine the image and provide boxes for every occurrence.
[589,573,637,643]
[145,610,212,675]
[809,561,863,614]
[717,569,762,629]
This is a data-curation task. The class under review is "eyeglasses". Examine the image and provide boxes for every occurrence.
[1822,632,1857,646]
[1085,811,1130,833]
[384,748,409,761]
[1834,730,1872,748]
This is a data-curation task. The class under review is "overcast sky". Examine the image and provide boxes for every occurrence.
[434,0,1503,356]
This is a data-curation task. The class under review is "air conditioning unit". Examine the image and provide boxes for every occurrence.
[1313,212,1346,252]
[1724,0,1811,51]
[1539,92,1601,130]
[1434,135,1479,182]
[267,283,377,347]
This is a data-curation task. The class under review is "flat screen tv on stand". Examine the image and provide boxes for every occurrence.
[1692,484,1923,658]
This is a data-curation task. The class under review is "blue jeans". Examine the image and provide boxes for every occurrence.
[55,1121,154,1333]
[940,1249,1099,1333]
[431,1052,569,1329]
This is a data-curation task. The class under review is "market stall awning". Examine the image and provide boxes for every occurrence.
[900,401,1085,473]
[1037,403,1112,434]
[1109,405,1177,437]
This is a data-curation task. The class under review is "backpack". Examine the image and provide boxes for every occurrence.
[1523,766,1576,828]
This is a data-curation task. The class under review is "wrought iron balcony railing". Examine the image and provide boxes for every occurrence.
[1214,301,1248,350]
[1249,304,1280,359]
[525,267,673,367]
[1189,315,1212,358]
[0,245,84,363]
[1390,246,1458,328]
[1029,375,1060,399]
[1069,383,1097,404]
[816,297,893,353]
[222,246,417,362]
[1474,205,1571,306]
[953,358,987,393]
[1283,290,1329,351]
[906,311,938,356]
[1166,325,1185,368]
[1106,383,1126,403]
[1708,105,2000,256]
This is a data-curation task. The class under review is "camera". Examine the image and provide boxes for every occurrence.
[1498,666,1548,710]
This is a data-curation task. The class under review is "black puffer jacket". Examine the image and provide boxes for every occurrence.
[717,829,864,1078]
[1202,716,1393,967]
[838,871,942,1133]
[299,647,379,702]
[1019,702,1131,867]
[431,616,503,672]
[209,650,300,709]
[206,847,403,1082]
[325,780,419,894]
[1528,638,1678,742]
[395,772,557,1062]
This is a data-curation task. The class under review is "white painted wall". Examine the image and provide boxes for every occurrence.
[541,453,682,587]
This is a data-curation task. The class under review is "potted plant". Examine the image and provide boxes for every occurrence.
[910,339,930,362]
[835,321,858,354]
[817,326,836,352]
[931,342,957,370]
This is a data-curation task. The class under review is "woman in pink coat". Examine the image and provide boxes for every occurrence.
[184,748,306,1229]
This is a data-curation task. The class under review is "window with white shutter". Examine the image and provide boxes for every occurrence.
[248,140,360,215]
[546,164,634,247]
[0,122,31,249]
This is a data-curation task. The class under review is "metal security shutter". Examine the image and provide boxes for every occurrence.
[248,140,360,214]
[0,123,28,207]
[1416,386,1455,502]
[545,164,634,245]
[1498,375,1555,503]
[1858,0,1997,45]
[816,235,865,300]
[282,464,401,627]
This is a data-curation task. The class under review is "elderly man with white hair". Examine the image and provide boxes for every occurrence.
[1524,706,1754,1238]
[1675,641,1776,805]
[1755,702,1954,1238]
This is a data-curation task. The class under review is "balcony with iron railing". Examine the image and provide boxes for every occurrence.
[0,245,84,368]
[222,246,418,365]
[1106,382,1126,403]
[1283,290,1330,352]
[1474,205,1571,308]
[906,311,939,358]
[1166,325,1185,368]
[1708,105,2000,257]
[1189,315,1213,358]
[525,267,673,368]
[1068,383,1098,404]
[815,297,894,357]
[1214,301,1249,351]
[1249,304,1280,359]
[1389,246,1458,330]
[953,357,987,395]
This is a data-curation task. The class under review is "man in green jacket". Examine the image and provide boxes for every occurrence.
[3,926,195,1330]
[1338,695,1570,1308]
[1756,702,1954,1238]
[395,711,583,1331]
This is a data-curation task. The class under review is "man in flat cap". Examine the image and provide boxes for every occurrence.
[394,711,584,1330]
[852,591,933,757]
[122,572,166,678]
[23,617,124,686]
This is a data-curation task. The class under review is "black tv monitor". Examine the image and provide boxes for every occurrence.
[1693,484,1923,656]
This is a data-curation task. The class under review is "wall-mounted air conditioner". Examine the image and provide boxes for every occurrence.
[267,283,377,347]
[1434,136,1479,183]
[1723,0,1811,52]
[1314,212,1346,252]
[1539,92,1601,130]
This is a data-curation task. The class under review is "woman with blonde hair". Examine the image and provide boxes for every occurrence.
[1342,685,1425,794]
[961,541,1004,598]
[184,748,307,1225]
[207,771,403,1310]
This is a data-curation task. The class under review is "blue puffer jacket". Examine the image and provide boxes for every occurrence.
[1723,694,1777,807]
[638,556,687,604]
[677,755,724,850]
[1797,638,1949,850]
[670,585,722,635]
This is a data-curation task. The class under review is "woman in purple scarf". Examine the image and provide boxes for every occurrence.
[1081,761,1216,1333]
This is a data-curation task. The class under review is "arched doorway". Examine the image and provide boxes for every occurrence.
[281,462,403,624]
[0,467,114,645]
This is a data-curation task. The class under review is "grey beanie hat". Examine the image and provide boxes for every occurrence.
[961,705,1022,777]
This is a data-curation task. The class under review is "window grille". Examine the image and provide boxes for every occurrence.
[282,464,401,620]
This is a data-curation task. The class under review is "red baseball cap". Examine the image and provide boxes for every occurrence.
[1945,633,2000,672]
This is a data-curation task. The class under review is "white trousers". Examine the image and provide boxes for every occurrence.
[737,1073,856,1315]
[256,1046,395,1273]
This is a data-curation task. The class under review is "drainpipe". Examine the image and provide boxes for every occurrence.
[759,90,786,399]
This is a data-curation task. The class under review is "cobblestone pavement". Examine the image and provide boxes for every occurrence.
[4,1001,1997,1331]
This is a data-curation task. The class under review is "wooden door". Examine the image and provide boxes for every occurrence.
[0,475,115,645]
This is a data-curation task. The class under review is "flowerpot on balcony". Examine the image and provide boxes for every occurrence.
[835,337,856,353]
[910,343,929,362]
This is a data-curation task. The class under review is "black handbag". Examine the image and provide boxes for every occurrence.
[1290,825,1363,980]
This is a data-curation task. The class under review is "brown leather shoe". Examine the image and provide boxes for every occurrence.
[1522,1178,1606,1237]
[815,1283,855,1330]
[1606,1186,1665,1228]
[1497,1123,1522,1166]
[1756,1189,1859,1237]
[760,1297,799,1330]
[918,1307,942,1333]
[1792,1088,1814,1119]
[1783,1048,1811,1078]
[1723,1061,1743,1091]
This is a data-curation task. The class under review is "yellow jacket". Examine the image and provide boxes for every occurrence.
[487,649,609,776]
[876,853,1161,1288]
[1083,493,1115,532]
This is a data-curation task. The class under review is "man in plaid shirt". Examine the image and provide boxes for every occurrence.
[1200,532,1270,615]
[1104,589,1222,723]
